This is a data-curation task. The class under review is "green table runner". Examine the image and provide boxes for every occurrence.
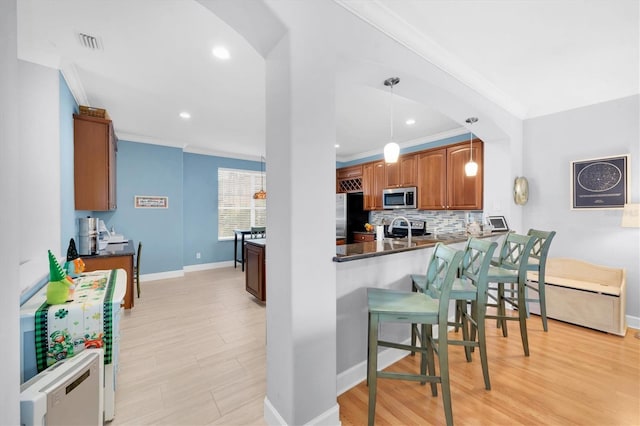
[35,269,117,372]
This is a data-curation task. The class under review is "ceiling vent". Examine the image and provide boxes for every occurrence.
[78,32,102,50]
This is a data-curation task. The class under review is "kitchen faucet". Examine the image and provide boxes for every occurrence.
[388,216,412,245]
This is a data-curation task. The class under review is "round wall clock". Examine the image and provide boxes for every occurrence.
[514,176,529,205]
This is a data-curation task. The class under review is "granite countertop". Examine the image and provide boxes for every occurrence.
[245,238,266,247]
[333,231,508,262]
[83,240,135,258]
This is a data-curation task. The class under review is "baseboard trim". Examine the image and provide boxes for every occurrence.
[141,261,236,282]
[139,270,184,282]
[184,261,234,272]
[626,314,639,331]
[337,342,410,396]
[264,397,286,425]
[264,397,341,425]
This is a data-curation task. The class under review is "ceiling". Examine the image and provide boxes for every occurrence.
[17,0,638,161]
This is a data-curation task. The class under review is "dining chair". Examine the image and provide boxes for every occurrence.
[485,233,536,356]
[250,226,266,239]
[411,238,497,390]
[135,241,142,298]
[367,243,463,426]
[524,229,556,331]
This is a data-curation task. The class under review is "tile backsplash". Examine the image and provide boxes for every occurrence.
[369,210,484,234]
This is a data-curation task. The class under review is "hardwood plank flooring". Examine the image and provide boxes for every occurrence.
[340,313,640,426]
[110,267,640,425]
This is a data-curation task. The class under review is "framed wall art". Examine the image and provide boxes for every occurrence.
[134,195,168,209]
[571,154,629,209]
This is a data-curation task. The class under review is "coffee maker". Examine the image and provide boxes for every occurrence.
[78,217,98,255]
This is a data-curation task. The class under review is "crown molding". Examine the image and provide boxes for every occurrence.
[60,61,88,106]
[183,145,262,162]
[336,127,468,163]
[334,0,528,119]
[116,131,262,161]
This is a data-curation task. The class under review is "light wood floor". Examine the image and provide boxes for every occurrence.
[111,267,267,426]
[111,268,640,425]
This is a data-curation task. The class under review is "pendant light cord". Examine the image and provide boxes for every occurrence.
[389,83,394,143]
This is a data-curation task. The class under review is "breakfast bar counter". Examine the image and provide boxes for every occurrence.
[334,231,508,262]
[334,230,508,394]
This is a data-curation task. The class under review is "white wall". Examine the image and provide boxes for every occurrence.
[264,2,340,424]
[0,8,63,423]
[18,60,62,293]
[523,95,640,323]
[0,1,20,423]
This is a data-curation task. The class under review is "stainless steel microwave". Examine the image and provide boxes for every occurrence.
[382,186,417,209]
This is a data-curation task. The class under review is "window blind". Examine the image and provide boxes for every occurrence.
[218,168,266,239]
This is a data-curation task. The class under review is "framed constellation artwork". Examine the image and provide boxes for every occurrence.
[571,154,629,209]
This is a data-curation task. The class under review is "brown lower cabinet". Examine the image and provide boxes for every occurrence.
[245,240,266,302]
[352,232,375,242]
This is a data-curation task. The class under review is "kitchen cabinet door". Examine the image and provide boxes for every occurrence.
[352,232,375,242]
[417,148,447,210]
[363,160,385,210]
[245,242,266,302]
[384,154,417,188]
[447,141,483,210]
[399,154,417,186]
[74,114,117,211]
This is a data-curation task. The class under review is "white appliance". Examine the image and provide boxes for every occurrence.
[20,350,103,426]
[20,271,127,423]
[382,186,417,209]
[97,219,127,246]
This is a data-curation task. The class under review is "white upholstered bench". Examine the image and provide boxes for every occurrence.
[528,258,627,336]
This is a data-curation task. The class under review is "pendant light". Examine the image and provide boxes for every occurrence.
[464,117,478,177]
[383,77,400,163]
[253,155,266,199]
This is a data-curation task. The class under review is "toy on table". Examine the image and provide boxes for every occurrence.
[63,238,85,279]
[46,250,74,305]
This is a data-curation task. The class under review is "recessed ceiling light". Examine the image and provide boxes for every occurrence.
[335,144,340,148]
[405,118,416,125]
[212,46,230,60]
[179,111,191,119]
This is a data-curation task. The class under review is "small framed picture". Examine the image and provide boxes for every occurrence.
[487,216,509,232]
[571,154,629,209]
[135,195,168,209]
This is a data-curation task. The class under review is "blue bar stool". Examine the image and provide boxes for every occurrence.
[411,238,498,390]
[485,233,537,356]
[524,229,556,331]
[367,243,463,426]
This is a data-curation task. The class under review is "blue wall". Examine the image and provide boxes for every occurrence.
[183,153,262,266]
[94,141,184,275]
[336,133,472,168]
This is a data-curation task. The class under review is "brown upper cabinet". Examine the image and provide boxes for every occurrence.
[417,140,483,210]
[362,160,385,210]
[384,153,417,188]
[74,114,117,211]
[336,164,363,193]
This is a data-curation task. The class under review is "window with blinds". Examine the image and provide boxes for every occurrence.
[218,168,266,239]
